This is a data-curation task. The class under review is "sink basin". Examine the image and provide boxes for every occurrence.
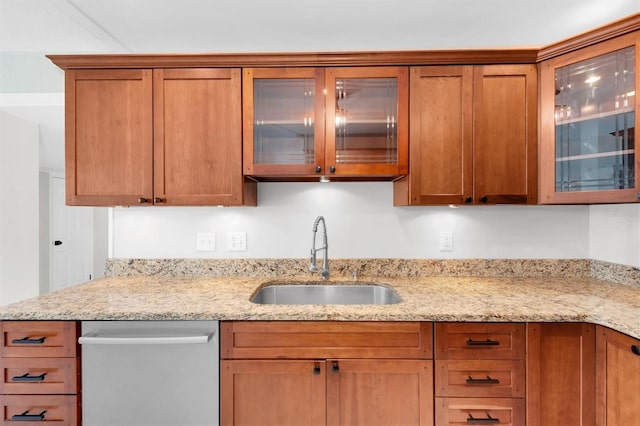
[250,282,401,305]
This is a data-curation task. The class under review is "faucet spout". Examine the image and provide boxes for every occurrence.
[309,216,329,280]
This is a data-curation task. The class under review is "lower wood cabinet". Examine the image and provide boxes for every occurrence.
[526,323,595,426]
[220,321,434,426]
[595,325,640,425]
[435,397,525,426]
[0,321,81,425]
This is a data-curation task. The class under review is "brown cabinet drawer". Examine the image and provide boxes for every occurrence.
[435,323,525,360]
[0,394,78,425]
[0,322,78,358]
[435,397,524,426]
[0,358,78,395]
[435,360,525,398]
[221,321,433,359]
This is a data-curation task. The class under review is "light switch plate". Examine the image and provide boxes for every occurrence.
[196,232,216,251]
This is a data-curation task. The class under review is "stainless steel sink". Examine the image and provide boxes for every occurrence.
[250,282,401,305]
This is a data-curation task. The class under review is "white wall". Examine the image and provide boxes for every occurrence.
[589,204,640,268]
[112,182,589,260]
[0,112,39,304]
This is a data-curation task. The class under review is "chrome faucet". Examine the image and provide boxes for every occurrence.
[309,216,329,280]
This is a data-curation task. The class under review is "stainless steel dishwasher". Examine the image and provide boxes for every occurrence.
[80,321,219,426]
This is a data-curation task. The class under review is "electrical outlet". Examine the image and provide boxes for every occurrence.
[439,231,453,252]
[227,231,247,252]
[196,232,216,251]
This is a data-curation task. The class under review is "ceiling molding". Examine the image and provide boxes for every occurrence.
[47,49,540,70]
[538,13,640,62]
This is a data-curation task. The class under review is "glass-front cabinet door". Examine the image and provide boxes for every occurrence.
[324,67,408,177]
[243,68,325,176]
[243,66,408,179]
[540,33,640,203]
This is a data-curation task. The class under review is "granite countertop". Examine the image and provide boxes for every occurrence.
[1,273,640,339]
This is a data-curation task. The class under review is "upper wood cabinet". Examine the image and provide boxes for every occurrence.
[243,67,409,180]
[540,32,640,204]
[394,64,537,205]
[65,68,255,206]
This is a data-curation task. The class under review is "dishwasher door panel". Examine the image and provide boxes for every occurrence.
[81,321,219,426]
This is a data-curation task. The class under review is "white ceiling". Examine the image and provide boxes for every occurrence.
[1,0,639,171]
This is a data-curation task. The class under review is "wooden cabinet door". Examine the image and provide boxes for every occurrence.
[154,68,247,206]
[325,67,409,177]
[540,33,639,204]
[65,69,153,206]
[596,326,640,425]
[242,67,326,177]
[527,323,595,426]
[473,65,537,204]
[220,360,326,426]
[404,66,473,205]
[326,359,433,426]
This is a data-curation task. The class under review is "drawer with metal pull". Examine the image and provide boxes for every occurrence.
[435,323,525,360]
[435,359,525,398]
[0,394,78,424]
[0,321,78,358]
[0,358,78,395]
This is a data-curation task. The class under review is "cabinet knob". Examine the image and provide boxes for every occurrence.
[329,166,336,173]
[332,361,339,372]
[464,197,473,204]
[479,195,488,203]
[631,345,640,356]
[313,363,321,375]
[315,166,322,173]
[138,197,149,204]
[154,197,165,204]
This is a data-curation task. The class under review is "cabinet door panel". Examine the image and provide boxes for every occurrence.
[596,326,640,425]
[407,66,473,205]
[154,68,244,205]
[66,69,153,206]
[473,65,537,204]
[220,360,326,426]
[540,32,640,204]
[325,67,409,177]
[527,323,595,426]
[327,359,433,426]
[243,68,326,176]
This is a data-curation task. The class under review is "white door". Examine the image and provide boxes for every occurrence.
[51,176,93,291]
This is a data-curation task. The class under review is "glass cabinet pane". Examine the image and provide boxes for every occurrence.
[334,77,398,164]
[555,46,635,192]
[253,78,316,165]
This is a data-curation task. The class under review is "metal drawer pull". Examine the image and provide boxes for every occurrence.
[332,361,339,372]
[466,338,500,346]
[313,363,321,375]
[631,345,640,356]
[11,336,46,345]
[12,410,47,421]
[466,375,500,385]
[467,413,500,424]
[12,372,47,382]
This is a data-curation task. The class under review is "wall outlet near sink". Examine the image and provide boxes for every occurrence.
[196,232,216,251]
[227,232,247,252]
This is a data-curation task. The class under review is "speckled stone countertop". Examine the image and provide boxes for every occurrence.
[2,272,640,339]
